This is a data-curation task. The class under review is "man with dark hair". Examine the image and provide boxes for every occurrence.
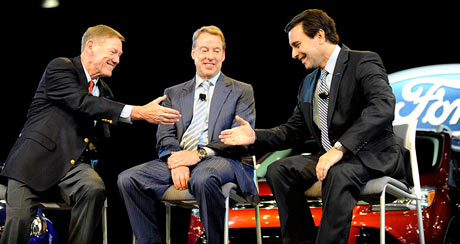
[0,24,181,244]
[220,9,410,244]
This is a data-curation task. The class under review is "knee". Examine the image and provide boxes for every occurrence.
[266,160,285,181]
[326,163,355,183]
[189,174,220,194]
[85,178,106,201]
[117,169,134,191]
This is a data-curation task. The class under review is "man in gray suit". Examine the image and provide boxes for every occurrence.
[117,25,259,244]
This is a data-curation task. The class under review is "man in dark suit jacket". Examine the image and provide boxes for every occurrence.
[117,25,259,244]
[220,9,410,244]
[0,25,181,244]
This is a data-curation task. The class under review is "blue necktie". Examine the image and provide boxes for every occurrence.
[181,80,211,151]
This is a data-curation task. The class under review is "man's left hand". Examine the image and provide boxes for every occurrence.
[167,150,200,169]
[316,148,344,182]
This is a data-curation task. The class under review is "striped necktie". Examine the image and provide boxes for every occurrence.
[181,80,211,151]
[318,69,332,151]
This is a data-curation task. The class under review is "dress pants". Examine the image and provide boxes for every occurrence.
[117,156,237,244]
[0,162,106,244]
[266,154,371,244]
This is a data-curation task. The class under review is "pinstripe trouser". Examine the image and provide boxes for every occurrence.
[117,156,237,244]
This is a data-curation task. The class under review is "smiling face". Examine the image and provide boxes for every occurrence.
[192,32,225,80]
[83,36,123,78]
[288,23,327,70]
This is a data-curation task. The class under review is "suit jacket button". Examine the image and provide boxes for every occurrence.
[70,160,76,165]
[84,138,89,143]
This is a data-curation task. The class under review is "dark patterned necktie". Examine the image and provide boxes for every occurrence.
[318,69,332,151]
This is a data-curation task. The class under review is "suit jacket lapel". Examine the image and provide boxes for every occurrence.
[180,78,196,132]
[327,45,349,126]
[208,74,231,141]
[97,80,114,99]
[307,69,320,127]
[72,56,90,88]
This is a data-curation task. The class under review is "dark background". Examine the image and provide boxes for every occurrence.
[1,1,458,243]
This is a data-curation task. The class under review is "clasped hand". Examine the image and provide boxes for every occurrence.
[168,150,200,190]
[167,150,200,169]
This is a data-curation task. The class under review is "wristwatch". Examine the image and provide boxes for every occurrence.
[334,141,347,153]
[197,147,208,160]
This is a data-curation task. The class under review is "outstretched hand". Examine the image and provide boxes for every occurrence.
[219,115,255,146]
[131,95,181,125]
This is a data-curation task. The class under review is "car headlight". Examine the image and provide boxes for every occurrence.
[371,187,436,211]
[394,187,435,208]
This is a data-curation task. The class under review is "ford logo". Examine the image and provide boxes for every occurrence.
[389,64,460,137]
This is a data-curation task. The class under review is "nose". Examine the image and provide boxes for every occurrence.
[113,55,120,65]
[291,48,299,60]
[205,51,215,60]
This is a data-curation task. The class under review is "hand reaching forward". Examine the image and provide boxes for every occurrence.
[171,166,190,190]
[219,115,255,146]
[131,95,181,125]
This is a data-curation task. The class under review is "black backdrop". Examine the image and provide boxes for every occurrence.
[1,1,458,243]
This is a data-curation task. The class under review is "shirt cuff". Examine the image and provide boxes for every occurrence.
[119,105,133,124]
[202,147,216,157]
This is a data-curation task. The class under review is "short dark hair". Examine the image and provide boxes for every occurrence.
[285,9,339,44]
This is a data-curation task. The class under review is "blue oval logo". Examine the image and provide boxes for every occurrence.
[389,64,460,137]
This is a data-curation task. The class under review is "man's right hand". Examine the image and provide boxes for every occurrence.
[131,95,181,125]
[219,115,256,145]
[171,166,190,190]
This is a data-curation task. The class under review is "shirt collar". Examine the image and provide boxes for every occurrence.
[195,72,220,88]
[324,45,341,75]
[82,61,99,85]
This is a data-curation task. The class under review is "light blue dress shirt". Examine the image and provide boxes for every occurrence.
[191,72,221,156]
[82,62,132,123]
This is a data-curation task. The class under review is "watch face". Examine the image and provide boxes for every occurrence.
[198,148,207,159]
[334,142,341,149]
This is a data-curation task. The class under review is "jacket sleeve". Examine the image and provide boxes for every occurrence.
[339,52,395,155]
[206,83,256,158]
[44,58,125,125]
[156,88,181,160]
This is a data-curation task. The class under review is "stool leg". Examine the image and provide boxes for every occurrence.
[165,203,172,244]
[380,190,386,244]
[255,204,262,244]
[224,196,230,244]
[103,198,108,244]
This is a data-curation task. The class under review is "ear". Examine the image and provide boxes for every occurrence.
[316,29,326,44]
[85,39,95,53]
[191,48,196,60]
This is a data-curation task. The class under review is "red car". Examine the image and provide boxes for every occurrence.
[187,130,460,244]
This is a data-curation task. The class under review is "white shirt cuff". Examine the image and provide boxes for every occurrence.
[119,105,133,124]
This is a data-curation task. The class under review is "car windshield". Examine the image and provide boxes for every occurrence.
[416,133,444,174]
